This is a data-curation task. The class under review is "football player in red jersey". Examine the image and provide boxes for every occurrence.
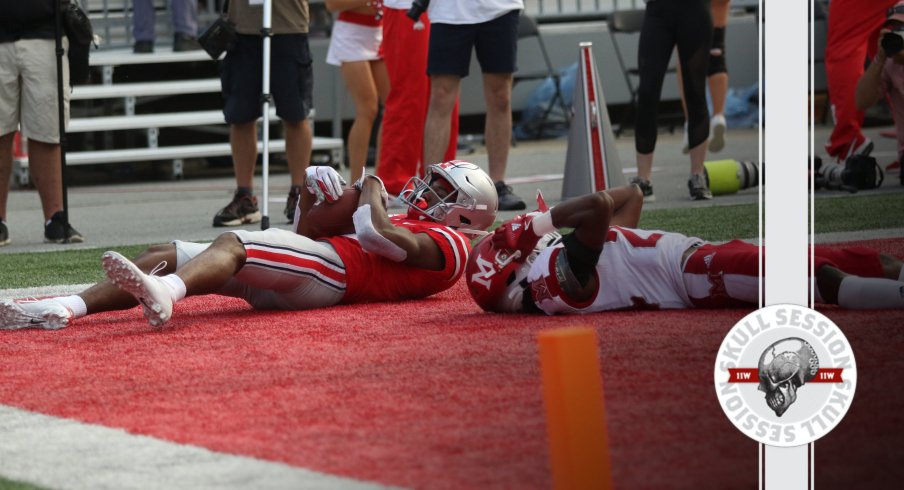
[466,184,904,314]
[0,161,498,330]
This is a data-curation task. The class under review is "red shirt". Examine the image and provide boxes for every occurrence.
[325,216,471,303]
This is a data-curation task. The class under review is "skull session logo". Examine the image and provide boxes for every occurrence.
[713,305,857,447]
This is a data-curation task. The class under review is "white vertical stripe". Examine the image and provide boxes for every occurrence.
[764,0,811,487]
[766,0,809,306]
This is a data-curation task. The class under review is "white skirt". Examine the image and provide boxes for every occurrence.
[326,20,383,66]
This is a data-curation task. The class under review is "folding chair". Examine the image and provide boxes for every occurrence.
[513,14,569,140]
[608,9,679,137]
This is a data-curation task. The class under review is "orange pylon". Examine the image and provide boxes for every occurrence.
[538,326,613,490]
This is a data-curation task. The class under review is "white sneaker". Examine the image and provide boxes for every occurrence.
[0,298,73,330]
[102,251,173,327]
[709,114,727,153]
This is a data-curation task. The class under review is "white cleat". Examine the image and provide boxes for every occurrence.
[0,298,73,330]
[102,251,173,327]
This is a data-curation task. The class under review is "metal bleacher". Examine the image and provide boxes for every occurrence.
[14,0,343,186]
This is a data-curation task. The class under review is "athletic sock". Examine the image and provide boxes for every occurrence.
[54,295,87,318]
[837,276,904,309]
[159,274,187,302]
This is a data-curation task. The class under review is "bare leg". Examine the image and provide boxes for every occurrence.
[230,121,258,189]
[174,233,247,296]
[636,152,654,181]
[689,140,707,176]
[284,119,310,188]
[341,60,381,183]
[0,133,13,219]
[26,139,64,220]
[482,73,514,183]
[423,75,461,171]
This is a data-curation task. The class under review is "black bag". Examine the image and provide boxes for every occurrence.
[841,154,884,190]
[198,2,236,60]
[63,0,95,85]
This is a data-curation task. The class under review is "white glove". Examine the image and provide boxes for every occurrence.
[305,166,346,204]
[354,174,389,209]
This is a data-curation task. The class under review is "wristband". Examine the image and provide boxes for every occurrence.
[531,211,556,237]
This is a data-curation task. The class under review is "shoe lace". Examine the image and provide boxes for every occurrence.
[149,260,168,277]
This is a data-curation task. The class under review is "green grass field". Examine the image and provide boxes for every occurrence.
[1,194,901,291]
[0,479,45,490]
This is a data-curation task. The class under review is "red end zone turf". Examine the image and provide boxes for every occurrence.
[0,239,902,488]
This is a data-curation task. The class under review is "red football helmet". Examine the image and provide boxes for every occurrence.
[466,232,561,313]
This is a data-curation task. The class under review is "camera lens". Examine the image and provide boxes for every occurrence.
[882,32,904,56]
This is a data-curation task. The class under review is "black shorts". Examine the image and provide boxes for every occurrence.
[427,10,520,78]
[220,33,313,124]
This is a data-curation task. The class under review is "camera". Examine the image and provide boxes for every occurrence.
[881,30,904,57]
[407,0,430,22]
[813,155,884,192]
[198,17,237,60]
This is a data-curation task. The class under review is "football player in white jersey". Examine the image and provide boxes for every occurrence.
[467,184,904,314]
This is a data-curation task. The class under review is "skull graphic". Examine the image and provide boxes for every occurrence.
[757,338,819,417]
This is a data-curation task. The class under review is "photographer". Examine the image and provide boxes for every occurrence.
[213,0,315,227]
[0,0,84,245]
[855,1,904,185]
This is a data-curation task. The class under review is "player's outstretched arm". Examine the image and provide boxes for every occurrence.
[354,176,445,270]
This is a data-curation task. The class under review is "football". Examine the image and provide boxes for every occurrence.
[306,186,360,239]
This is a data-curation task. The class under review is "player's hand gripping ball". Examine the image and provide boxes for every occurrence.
[305,165,347,204]
[306,186,360,238]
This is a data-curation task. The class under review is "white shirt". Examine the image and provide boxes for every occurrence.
[527,227,703,315]
[428,0,524,25]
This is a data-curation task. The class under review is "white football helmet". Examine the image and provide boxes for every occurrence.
[399,160,498,235]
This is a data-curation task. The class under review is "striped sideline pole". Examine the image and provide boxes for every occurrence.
[538,326,613,490]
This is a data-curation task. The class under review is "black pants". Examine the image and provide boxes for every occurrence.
[635,0,713,154]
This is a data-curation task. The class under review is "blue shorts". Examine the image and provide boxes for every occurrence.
[220,33,313,124]
[427,10,520,78]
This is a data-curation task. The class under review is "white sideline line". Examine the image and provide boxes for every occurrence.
[0,405,398,490]
[0,284,93,299]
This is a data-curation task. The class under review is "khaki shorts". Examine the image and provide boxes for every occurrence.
[0,38,70,143]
